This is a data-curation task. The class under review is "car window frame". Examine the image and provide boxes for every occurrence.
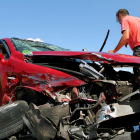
[0,40,11,59]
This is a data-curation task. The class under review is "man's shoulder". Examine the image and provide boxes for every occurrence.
[124,16,140,21]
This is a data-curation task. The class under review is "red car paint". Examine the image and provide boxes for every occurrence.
[0,38,139,105]
[32,51,140,64]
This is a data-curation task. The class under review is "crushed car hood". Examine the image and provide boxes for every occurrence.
[32,51,140,65]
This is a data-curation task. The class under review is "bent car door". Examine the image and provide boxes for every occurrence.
[0,40,10,105]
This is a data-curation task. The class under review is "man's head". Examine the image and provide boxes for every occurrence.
[116,9,129,24]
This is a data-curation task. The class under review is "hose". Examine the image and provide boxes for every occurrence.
[118,89,139,102]
[70,92,103,117]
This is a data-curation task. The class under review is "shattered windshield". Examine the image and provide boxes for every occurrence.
[11,38,70,54]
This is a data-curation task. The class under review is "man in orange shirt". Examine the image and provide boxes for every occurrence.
[109,9,140,57]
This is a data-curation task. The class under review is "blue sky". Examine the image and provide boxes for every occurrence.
[1,0,140,56]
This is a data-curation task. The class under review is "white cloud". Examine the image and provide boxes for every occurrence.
[27,38,44,42]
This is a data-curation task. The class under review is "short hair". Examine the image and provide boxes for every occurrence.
[116,9,129,17]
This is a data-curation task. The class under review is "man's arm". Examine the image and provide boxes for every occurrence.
[109,30,130,53]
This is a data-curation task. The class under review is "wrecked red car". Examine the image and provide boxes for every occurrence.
[1,37,140,140]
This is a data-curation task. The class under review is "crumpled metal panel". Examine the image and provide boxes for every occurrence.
[23,103,57,140]
[39,102,69,127]
[32,51,140,65]
[1,49,86,105]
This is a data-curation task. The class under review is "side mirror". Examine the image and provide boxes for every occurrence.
[0,53,7,65]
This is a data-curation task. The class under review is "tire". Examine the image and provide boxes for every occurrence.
[0,101,29,139]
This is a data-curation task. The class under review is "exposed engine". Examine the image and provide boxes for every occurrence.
[15,58,140,140]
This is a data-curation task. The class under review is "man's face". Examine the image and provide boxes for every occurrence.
[116,13,124,24]
[117,15,122,24]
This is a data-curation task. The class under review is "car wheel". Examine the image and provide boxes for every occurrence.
[0,101,29,139]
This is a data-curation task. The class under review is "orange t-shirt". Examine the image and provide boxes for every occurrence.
[121,16,140,50]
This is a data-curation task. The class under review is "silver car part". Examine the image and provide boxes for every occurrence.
[79,60,104,79]
[96,99,140,124]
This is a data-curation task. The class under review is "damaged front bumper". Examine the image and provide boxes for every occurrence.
[22,97,140,140]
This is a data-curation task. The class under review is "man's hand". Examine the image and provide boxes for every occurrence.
[108,30,129,53]
[125,42,128,48]
[108,50,115,53]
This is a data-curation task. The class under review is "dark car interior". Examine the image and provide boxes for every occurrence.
[0,40,10,59]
